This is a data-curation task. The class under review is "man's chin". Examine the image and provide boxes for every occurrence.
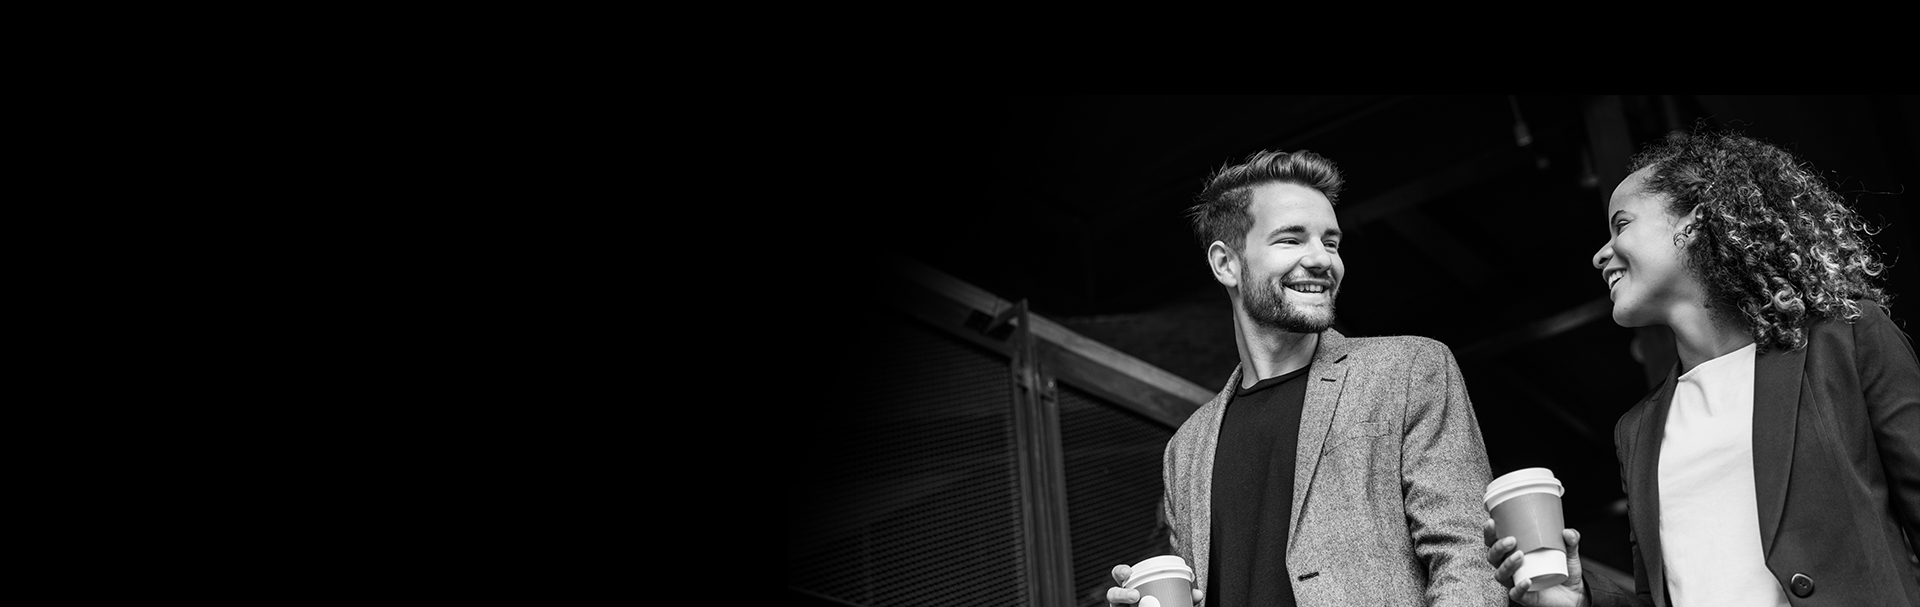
[1287,301,1336,331]
[1290,315,1335,334]
[1254,309,1335,334]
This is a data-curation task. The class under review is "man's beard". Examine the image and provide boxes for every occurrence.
[1244,268,1337,333]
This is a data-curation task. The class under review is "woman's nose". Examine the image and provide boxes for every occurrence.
[1591,241,1612,270]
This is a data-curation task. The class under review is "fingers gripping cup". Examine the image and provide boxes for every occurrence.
[1124,555,1194,607]
[1485,468,1568,590]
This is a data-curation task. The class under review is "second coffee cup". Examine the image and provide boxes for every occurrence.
[1485,467,1568,590]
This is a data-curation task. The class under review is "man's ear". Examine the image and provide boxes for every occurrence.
[1207,241,1240,288]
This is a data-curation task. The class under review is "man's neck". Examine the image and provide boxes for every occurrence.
[1232,313,1320,389]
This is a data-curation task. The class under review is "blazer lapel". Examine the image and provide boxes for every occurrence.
[1631,364,1678,607]
[1290,329,1351,549]
[1188,364,1238,588]
[1750,344,1806,557]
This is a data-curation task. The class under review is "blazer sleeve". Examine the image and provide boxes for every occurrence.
[1161,493,1185,562]
[1161,443,1188,564]
[1400,340,1506,607]
[1855,303,1920,556]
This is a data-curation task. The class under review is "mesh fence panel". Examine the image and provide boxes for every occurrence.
[1058,383,1178,606]
[790,312,1029,606]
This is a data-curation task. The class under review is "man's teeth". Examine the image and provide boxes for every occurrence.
[1288,284,1326,293]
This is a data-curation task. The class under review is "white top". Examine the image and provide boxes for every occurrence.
[1656,343,1788,607]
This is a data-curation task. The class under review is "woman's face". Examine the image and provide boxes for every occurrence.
[1591,167,1707,328]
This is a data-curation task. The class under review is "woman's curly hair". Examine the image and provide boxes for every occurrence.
[1630,127,1891,352]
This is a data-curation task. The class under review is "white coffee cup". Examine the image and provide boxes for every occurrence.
[1125,555,1194,607]
[1485,467,1568,590]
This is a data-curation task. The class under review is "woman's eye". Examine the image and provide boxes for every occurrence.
[1613,219,1630,233]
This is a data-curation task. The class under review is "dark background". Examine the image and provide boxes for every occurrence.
[818,94,1918,578]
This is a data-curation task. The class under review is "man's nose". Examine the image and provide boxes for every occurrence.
[1301,245,1332,269]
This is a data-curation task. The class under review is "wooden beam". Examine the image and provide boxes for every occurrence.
[881,256,1212,428]
[1006,301,1076,607]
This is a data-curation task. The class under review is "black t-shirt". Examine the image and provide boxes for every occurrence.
[1207,365,1310,607]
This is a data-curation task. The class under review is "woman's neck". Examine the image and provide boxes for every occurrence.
[1666,303,1755,374]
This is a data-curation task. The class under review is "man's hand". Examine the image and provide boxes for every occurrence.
[1104,564,1205,606]
[1483,518,1589,607]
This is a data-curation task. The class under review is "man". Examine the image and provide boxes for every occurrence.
[1108,149,1504,607]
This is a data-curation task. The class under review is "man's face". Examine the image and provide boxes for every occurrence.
[1237,182,1343,333]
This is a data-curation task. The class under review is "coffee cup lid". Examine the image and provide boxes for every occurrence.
[1485,467,1563,507]
[1125,555,1193,588]
[1491,467,1556,485]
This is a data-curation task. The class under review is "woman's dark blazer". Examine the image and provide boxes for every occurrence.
[1587,302,1920,607]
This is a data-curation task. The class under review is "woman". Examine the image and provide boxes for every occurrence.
[1486,128,1920,607]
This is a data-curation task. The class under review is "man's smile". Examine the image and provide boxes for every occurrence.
[1284,279,1334,295]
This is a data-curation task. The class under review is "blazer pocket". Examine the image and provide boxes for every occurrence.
[1327,421,1392,452]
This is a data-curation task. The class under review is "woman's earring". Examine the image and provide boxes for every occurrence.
[1674,224,1695,248]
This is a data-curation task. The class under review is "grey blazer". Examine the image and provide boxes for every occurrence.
[1162,329,1505,606]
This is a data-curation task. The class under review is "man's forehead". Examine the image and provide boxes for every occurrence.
[1250,182,1334,213]
[1244,196,1336,229]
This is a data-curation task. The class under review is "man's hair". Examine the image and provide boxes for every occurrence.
[1186,149,1345,252]
[1630,126,1891,352]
